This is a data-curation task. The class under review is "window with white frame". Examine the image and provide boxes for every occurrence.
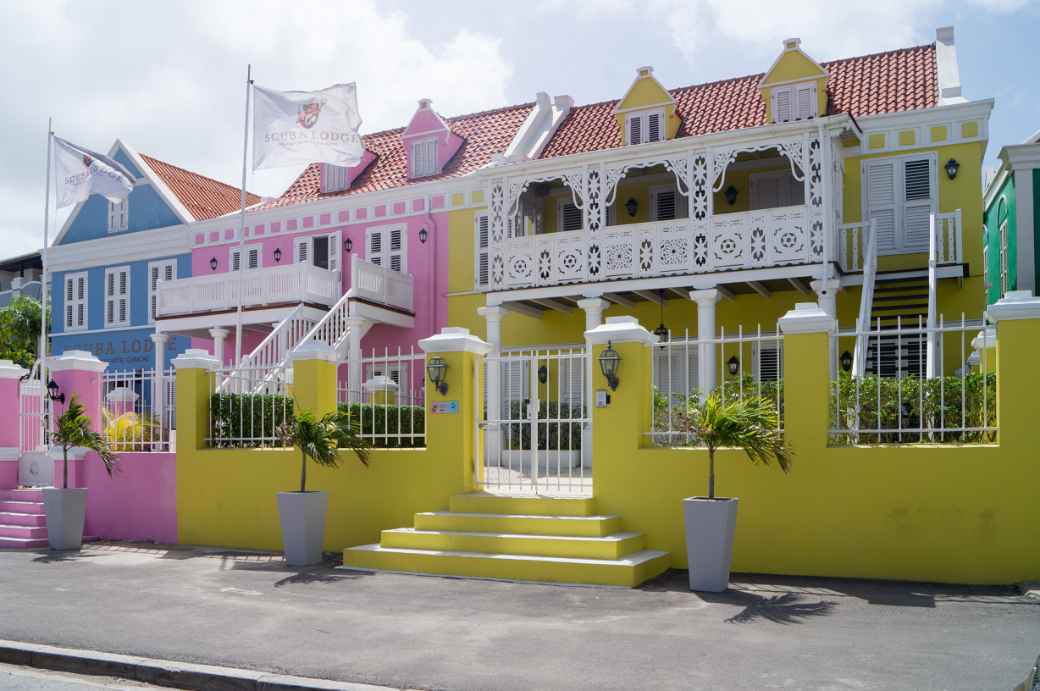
[749,170,805,210]
[475,213,489,288]
[148,260,176,323]
[104,266,131,327]
[626,109,664,145]
[772,83,817,123]
[231,244,262,271]
[863,155,936,253]
[650,186,689,221]
[653,347,697,401]
[107,198,129,232]
[366,224,406,272]
[63,272,88,331]
[410,138,437,178]
[557,199,583,232]
[295,234,339,272]
[753,341,784,383]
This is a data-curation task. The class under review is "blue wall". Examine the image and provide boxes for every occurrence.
[51,328,192,372]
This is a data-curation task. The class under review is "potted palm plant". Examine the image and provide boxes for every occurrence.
[680,393,790,592]
[278,409,369,566]
[45,395,117,550]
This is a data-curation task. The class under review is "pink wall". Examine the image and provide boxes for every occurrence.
[0,461,16,490]
[56,452,177,544]
[403,104,463,174]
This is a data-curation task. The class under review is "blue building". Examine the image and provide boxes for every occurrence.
[46,141,256,372]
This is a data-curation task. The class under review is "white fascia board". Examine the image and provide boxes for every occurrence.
[1002,142,1040,171]
[854,99,993,133]
[116,140,196,224]
[983,166,1012,211]
[46,223,190,273]
[611,69,675,116]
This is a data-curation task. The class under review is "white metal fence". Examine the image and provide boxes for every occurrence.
[207,366,292,448]
[481,346,590,495]
[337,347,426,448]
[18,378,46,453]
[101,369,176,452]
[648,325,784,446]
[830,315,996,444]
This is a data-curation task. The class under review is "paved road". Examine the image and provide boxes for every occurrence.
[0,543,1037,691]
[0,661,160,690]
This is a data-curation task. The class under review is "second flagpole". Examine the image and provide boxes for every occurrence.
[233,64,252,369]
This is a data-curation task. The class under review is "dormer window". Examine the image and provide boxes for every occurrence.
[771,83,817,123]
[626,109,664,145]
[107,198,128,232]
[410,138,437,178]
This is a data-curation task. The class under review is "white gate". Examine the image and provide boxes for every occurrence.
[18,375,52,487]
[481,346,591,496]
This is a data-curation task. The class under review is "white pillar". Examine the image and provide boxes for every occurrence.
[690,289,721,394]
[346,315,367,403]
[150,331,169,427]
[810,278,840,318]
[577,297,608,332]
[477,305,504,460]
[577,297,608,468]
[209,327,228,366]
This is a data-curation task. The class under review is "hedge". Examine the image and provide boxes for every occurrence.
[501,401,584,451]
[337,402,425,448]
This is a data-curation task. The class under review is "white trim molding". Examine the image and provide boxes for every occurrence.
[47,349,108,373]
[988,291,1040,322]
[585,316,656,346]
[778,302,835,334]
[418,327,491,355]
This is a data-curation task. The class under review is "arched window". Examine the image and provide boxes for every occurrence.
[997,197,1010,297]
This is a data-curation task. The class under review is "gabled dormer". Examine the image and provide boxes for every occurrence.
[614,66,681,146]
[759,38,828,124]
[402,98,463,179]
[319,150,377,194]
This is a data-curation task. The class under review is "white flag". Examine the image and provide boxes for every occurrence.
[252,83,363,171]
[52,137,135,209]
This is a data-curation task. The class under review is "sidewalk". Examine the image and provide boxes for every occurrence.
[1,543,1036,691]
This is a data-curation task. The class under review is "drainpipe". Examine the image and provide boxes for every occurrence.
[425,197,440,335]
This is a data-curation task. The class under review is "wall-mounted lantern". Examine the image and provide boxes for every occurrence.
[944,158,960,180]
[625,198,639,218]
[537,365,548,384]
[724,185,739,206]
[47,379,65,405]
[273,247,282,263]
[840,350,853,373]
[345,237,353,253]
[426,356,449,395]
[598,341,621,391]
[209,257,218,271]
[727,355,740,376]
[418,228,428,244]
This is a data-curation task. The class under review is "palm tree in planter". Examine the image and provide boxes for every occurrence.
[277,409,369,566]
[45,395,117,550]
[680,393,790,592]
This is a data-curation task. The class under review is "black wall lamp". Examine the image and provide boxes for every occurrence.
[724,185,739,205]
[345,237,353,253]
[598,341,621,391]
[727,355,740,376]
[538,365,548,384]
[273,247,282,263]
[209,257,218,271]
[840,350,853,373]
[47,379,64,405]
[426,356,449,395]
[944,158,960,180]
[625,198,638,218]
[418,228,428,244]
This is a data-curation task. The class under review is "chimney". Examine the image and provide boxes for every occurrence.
[783,38,801,51]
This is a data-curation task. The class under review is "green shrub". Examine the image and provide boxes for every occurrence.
[651,377,783,447]
[337,402,425,448]
[208,393,294,448]
[501,400,584,451]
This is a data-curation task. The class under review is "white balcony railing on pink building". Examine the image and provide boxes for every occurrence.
[157,263,341,317]
[492,205,820,289]
[346,254,414,312]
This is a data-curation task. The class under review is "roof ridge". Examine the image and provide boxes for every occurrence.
[139,152,259,199]
[359,101,538,141]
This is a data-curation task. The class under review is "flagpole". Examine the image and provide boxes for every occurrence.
[40,117,53,448]
[234,64,252,368]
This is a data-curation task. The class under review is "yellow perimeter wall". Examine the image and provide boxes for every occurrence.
[174,315,1039,585]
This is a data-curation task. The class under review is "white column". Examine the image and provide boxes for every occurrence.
[577,297,608,468]
[208,327,228,367]
[477,305,504,460]
[577,297,607,332]
[150,331,169,429]
[810,278,840,319]
[690,289,721,394]
[346,315,367,403]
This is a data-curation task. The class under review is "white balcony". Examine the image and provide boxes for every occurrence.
[157,263,340,317]
[346,254,414,313]
[492,205,819,289]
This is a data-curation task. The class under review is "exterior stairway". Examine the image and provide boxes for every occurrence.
[865,276,930,377]
[343,493,670,587]
[0,488,49,548]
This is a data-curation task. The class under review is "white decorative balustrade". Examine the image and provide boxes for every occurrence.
[157,263,340,317]
[839,211,963,273]
[492,205,820,289]
[346,254,414,312]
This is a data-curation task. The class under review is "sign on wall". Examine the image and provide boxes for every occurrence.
[53,330,191,371]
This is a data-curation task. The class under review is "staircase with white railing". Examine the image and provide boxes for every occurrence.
[851,219,878,377]
[217,303,318,393]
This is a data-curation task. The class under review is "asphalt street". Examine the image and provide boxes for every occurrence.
[0,543,1036,690]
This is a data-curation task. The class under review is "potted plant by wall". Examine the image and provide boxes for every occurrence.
[278,409,369,566]
[680,393,790,592]
[45,395,117,550]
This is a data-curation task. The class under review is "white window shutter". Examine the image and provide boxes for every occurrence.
[560,202,582,232]
[367,230,383,266]
[629,116,642,145]
[247,247,260,270]
[903,159,932,249]
[389,226,404,272]
[866,161,897,251]
[231,248,241,272]
[755,342,784,382]
[328,234,339,272]
[653,190,677,221]
[106,271,115,324]
[774,88,793,123]
[296,238,309,264]
[475,214,490,288]
[647,113,662,142]
[796,85,815,120]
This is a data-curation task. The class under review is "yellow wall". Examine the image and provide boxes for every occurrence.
[614,72,680,140]
[760,47,828,121]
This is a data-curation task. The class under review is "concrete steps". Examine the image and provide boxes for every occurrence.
[344,493,670,587]
[0,489,49,549]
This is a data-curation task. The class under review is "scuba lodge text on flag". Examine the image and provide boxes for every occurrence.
[252,83,364,170]
[52,137,135,209]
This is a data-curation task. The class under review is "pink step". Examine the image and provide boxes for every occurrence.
[0,524,46,539]
[0,500,45,515]
[0,536,48,549]
[0,512,46,527]
[0,489,44,502]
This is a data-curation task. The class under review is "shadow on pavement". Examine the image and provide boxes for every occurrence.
[710,590,837,624]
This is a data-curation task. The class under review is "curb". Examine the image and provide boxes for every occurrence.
[0,639,404,690]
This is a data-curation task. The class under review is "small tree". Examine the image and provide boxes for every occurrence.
[0,296,45,368]
[52,395,117,489]
[681,393,791,498]
[285,409,369,493]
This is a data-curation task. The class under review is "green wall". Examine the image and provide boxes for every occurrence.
[984,174,1016,305]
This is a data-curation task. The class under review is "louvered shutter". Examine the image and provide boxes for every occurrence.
[327,234,339,272]
[647,113,662,142]
[475,214,490,288]
[903,159,932,249]
[367,230,383,266]
[755,342,784,383]
[75,275,86,329]
[231,248,241,272]
[501,359,530,418]
[628,116,642,145]
[247,247,260,270]
[106,268,130,326]
[106,271,115,324]
[64,276,74,329]
[295,238,309,264]
[411,140,436,177]
[389,226,404,272]
[866,160,898,251]
[149,261,176,322]
[320,164,349,194]
[795,85,815,120]
[774,88,793,123]
[557,356,585,408]
[653,190,677,221]
[560,203,582,231]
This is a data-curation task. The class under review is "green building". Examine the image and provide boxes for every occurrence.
[984,131,1040,303]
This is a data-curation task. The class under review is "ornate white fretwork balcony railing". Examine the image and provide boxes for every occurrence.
[483,127,837,291]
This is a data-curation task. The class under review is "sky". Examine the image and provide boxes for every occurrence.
[0,0,1036,257]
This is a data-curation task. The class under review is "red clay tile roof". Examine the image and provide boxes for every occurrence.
[271,102,534,209]
[540,44,938,158]
[140,154,260,221]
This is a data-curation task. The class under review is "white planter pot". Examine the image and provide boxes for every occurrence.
[43,487,88,551]
[277,491,328,566]
[683,496,738,592]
